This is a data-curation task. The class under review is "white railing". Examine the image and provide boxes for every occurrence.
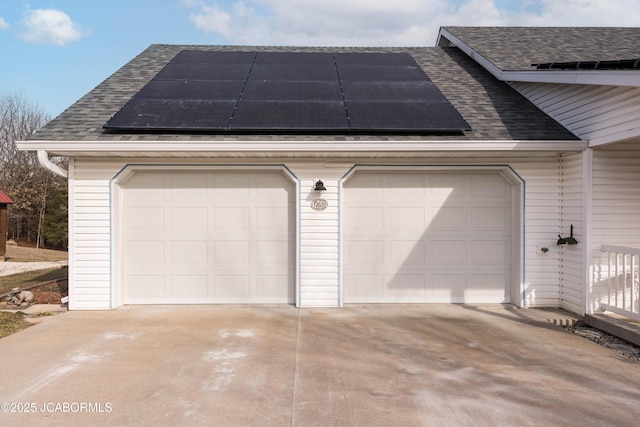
[600,244,640,321]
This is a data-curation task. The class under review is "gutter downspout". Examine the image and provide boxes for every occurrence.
[37,150,68,178]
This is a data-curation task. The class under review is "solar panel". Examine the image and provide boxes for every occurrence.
[341,81,442,102]
[136,80,246,100]
[104,50,471,133]
[250,64,339,81]
[231,101,349,130]
[335,52,417,66]
[348,101,471,131]
[254,52,335,66]
[171,50,256,64]
[242,81,343,102]
[104,100,235,130]
[156,63,251,81]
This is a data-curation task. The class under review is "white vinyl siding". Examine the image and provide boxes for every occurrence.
[69,159,118,309]
[511,82,640,147]
[69,155,566,310]
[590,143,640,312]
[558,153,584,313]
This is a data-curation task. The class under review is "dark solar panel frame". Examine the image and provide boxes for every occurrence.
[337,65,426,81]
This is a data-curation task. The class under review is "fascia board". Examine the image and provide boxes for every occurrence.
[17,139,588,156]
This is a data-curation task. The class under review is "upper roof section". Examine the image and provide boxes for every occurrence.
[28,44,578,144]
[438,27,640,87]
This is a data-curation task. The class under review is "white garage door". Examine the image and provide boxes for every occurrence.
[343,171,511,303]
[122,170,295,304]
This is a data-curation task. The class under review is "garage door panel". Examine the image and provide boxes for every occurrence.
[256,207,289,229]
[345,241,383,264]
[347,207,383,230]
[170,207,207,229]
[344,171,511,304]
[470,207,509,230]
[127,241,165,264]
[127,206,165,229]
[256,275,292,298]
[123,170,294,304]
[429,174,466,199]
[214,207,250,229]
[389,240,425,266]
[170,276,208,298]
[431,275,466,300]
[345,275,383,299]
[471,241,509,265]
[430,207,466,230]
[471,175,509,198]
[213,242,250,264]
[126,276,165,300]
[214,276,251,298]
[431,240,466,265]
[387,275,425,297]
[255,241,289,264]
[389,207,425,229]
[170,241,207,264]
[467,275,508,301]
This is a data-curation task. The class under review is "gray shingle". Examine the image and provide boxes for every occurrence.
[30,44,579,142]
[442,27,640,72]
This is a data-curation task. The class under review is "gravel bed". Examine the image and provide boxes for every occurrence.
[566,324,640,363]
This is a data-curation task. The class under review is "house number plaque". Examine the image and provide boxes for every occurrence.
[311,198,328,211]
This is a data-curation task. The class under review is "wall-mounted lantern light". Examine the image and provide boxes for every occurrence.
[314,179,327,192]
[557,224,578,245]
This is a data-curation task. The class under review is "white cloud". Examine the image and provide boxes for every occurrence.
[184,0,640,46]
[0,17,9,30]
[20,8,87,46]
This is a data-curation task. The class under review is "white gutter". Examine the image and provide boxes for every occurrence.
[37,150,68,178]
[19,139,588,155]
[438,28,640,88]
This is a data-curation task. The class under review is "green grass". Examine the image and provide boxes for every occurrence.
[0,267,68,296]
[0,312,31,339]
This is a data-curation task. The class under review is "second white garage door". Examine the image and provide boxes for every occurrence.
[343,171,512,303]
[122,170,295,304]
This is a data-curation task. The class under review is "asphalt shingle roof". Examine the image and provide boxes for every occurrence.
[30,44,579,142]
[442,27,640,72]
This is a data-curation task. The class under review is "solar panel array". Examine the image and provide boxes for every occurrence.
[103,51,471,133]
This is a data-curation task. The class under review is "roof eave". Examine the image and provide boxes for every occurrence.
[437,28,640,87]
[17,139,588,158]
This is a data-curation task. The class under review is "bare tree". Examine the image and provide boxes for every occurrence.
[0,92,66,248]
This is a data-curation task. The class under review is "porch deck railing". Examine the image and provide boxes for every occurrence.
[600,244,640,321]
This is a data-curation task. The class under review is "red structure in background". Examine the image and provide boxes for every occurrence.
[0,190,13,261]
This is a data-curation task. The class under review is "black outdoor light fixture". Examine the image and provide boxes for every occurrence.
[557,224,578,245]
[314,179,327,192]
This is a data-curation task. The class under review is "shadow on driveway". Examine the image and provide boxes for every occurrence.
[1,304,638,426]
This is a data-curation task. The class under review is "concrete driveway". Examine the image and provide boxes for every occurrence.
[1,304,639,426]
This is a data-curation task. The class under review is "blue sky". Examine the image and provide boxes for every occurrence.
[1,0,639,118]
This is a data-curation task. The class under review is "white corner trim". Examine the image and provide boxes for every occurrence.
[37,150,68,178]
